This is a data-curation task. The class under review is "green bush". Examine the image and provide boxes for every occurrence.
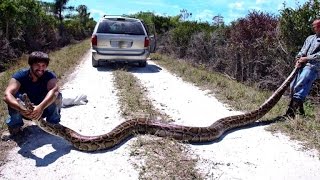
[279,0,320,57]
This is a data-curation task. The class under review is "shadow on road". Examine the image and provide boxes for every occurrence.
[95,62,162,73]
[14,125,72,167]
[190,116,287,146]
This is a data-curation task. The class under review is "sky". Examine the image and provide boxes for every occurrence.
[43,0,309,24]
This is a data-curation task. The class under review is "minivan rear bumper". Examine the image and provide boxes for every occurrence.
[91,48,150,62]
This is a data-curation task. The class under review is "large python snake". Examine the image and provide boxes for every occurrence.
[18,67,299,151]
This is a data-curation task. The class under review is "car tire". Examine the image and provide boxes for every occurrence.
[138,61,147,67]
[92,57,99,67]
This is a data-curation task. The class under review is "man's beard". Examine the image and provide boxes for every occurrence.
[31,68,44,78]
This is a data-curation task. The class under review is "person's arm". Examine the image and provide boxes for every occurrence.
[296,36,320,67]
[299,46,320,63]
[3,78,33,117]
[296,36,312,59]
[295,36,316,67]
[305,42,320,61]
[30,78,60,120]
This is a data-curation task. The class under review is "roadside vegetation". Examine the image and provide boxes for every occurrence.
[0,0,95,71]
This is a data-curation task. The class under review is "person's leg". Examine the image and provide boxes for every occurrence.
[5,93,25,130]
[2,104,24,140]
[284,98,304,118]
[291,66,318,101]
[43,93,62,124]
[5,106,24,129]
[285,66,318,118]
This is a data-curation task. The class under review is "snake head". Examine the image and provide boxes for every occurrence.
[21,93,34,111]
[17,97,27,111]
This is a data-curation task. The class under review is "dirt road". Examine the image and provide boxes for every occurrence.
[0,52,319,180]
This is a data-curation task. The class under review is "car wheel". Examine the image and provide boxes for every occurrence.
[92,57,99,67]
[138,61,147,67]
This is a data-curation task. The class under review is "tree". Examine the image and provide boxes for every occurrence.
[53,0,74,35]
[40,1,55,15]
[279,0,320,56]
[0,0,19,40]
[212,15,224,26]
[179,9,192,21]
[76,5,90,27]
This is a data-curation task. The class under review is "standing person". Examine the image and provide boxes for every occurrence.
[285,19,320,118]
[1,51,62,140]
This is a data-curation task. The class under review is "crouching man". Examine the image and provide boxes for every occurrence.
[1,51,62,140]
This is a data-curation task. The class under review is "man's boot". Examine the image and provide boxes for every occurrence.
[298,102,305,116]
[284,98,302,119]
[1,127,21,141]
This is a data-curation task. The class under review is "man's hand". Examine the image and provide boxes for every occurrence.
[17,94,43,120]
[29,105,44,120]
[19,108,33,120]
[295,57,308,68]
[16,97,33,119]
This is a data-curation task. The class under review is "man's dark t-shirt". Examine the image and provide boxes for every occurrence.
[12,68,56,105]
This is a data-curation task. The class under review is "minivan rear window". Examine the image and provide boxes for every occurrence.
[97,19,145,35]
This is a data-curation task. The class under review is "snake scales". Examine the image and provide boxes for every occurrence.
[19,67,299,151]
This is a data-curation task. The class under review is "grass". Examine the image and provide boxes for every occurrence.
[112,69,203,179]
[113,69,157,119]
[151,53,320,155]
[268,110,320,152]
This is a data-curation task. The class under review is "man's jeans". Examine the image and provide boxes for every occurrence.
[6,93,62,129]
[291,65,318,101]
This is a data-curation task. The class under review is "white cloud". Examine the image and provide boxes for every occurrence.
[227,9,246,22]
[89,9,106,19]
[256,0,268,4]
[194,9,215,22]
[248,5,262,12]
[229,1,245,10]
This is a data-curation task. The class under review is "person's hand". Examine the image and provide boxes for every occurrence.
[19,108,33,119]
[29,105,44,120]
[295,57,308,68]
[16,97,33,119]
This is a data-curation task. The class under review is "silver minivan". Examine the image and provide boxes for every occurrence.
[91,16,156,67]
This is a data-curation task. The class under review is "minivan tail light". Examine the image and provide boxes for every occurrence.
[91,35,97,46]
[144,37,149,47]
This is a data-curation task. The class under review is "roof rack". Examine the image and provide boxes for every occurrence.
[103,15,128,18]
